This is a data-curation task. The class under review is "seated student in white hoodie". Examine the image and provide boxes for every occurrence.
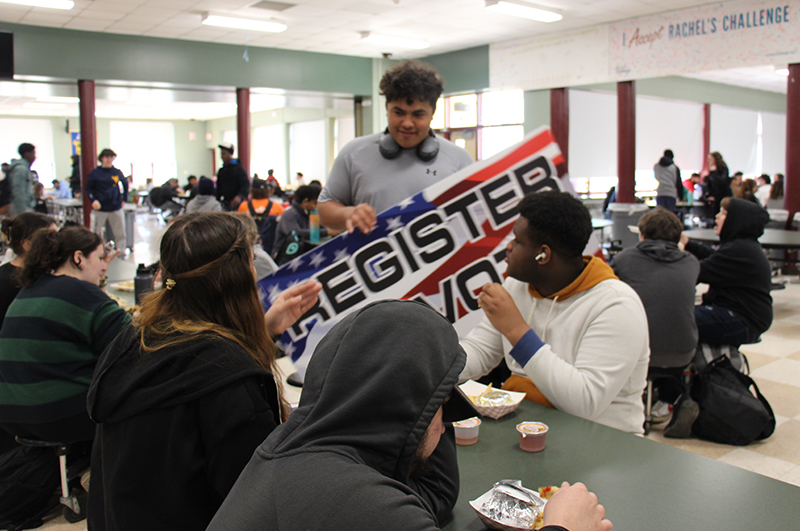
[460,191,650,434]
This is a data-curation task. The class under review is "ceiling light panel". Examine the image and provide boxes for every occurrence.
[1,0,73,9]
[202,14,287,33]
[485,0,562,23]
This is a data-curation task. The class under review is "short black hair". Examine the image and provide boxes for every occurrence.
[18,143,35,157]
[98,148,116,161]
[518,191,591,259]
[295,185,321,204]
[380,60,443,109]
[759,174,771,184]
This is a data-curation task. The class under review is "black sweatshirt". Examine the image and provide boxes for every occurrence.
[87,325,280,531]
[685,198,773,336]
[209,300,464,531]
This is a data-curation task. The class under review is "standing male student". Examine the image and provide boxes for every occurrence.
[318,60,473,234]
[86,148,128,246]
[215,142,250,211]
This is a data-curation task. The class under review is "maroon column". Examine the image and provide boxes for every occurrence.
[236,88,251,176]
[786,63,800,228]
[550,88,569,177]
[617,81,636,203]
[78,80,97,229]
[702,103,711,175]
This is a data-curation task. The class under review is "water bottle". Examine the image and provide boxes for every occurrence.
[309,209,320,243]
[134,263,154,306]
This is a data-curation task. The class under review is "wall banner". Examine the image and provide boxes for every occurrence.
[610,0,800,80]
[258,128,565,380]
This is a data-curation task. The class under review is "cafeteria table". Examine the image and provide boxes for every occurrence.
[686,228,800,250]
[443,400,800,531]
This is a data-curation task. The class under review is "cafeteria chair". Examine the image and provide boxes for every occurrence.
[13,436,88,523]
[643,365,690,435]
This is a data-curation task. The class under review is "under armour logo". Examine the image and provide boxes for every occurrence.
[426,169,437,176]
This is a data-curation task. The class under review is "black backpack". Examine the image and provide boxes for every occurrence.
[257,201,281,255]
[0,445,60,530]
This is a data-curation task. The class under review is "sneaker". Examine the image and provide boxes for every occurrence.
[651,400,673,423]
[664,397,699,439]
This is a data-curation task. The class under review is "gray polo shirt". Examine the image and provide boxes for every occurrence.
[319,132,473,214]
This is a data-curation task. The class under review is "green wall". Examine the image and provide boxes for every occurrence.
[422,46,490,95]
[1,23,373,95]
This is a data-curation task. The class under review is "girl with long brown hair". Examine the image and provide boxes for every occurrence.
[87,212,320,531]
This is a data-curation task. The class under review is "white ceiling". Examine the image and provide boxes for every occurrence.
[0,0,791,119]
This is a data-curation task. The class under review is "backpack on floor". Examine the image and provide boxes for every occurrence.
[0,445,60,530]
[690,355,775,446]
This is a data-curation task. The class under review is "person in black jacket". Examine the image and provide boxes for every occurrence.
[681,197,772,345]
[701,151,730,218]
[208,300,612,531]
[215,142,250,211]
[86,212,321,531]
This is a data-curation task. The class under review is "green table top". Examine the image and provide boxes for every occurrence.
[443,400,800,531]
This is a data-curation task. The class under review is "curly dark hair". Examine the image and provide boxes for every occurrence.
[379,60,444,109]
[518,191,592,259]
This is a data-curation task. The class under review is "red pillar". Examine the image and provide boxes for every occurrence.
[550,88,569,177]
[617,81,636,203]
[786,63,800,229]
[236,88,250,176]
[702,103,711,175]
[78,80,96,229]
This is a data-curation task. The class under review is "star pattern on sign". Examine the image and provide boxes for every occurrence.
[333,248,350,262]
[309,251,326,269]
[288,256,304,272]
[386,216,403,231]
[268,284,282,303]
[398,196,415,210]
[282,341,296,358]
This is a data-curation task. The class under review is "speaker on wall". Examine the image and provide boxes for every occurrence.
[0,33,13,80]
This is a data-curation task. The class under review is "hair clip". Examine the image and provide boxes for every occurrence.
[165,279,176,290]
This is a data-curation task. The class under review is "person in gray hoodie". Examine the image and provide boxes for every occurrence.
[208,300,613,531]
[612,208,700,437]
[612,208,700,370]
[7,143,37,216]
[653,149,681,213]
[184,176,222,214]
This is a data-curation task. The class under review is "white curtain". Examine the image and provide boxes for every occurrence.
[568,90,617,179]
[761,111,786,176]
[289,120,326,185]
[709,105,758,175]
[635,97,704,174]
[251,125,285,182]
[0,118,56,184]
[109,121,176,187]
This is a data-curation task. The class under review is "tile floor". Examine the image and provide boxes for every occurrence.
[30,212,800,530]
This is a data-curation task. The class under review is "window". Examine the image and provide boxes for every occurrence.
[109,121,176,187]
[433,90,524,161]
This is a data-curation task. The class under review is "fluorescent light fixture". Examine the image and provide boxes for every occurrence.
[36,96,79,103]
[485,0,562,22]
[775,68,789,76]
[360,32,429,50]
[0,0,74,9]
[202,14,286,33]
[23,102,67,109]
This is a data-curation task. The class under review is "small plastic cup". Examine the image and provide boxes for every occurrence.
[453,417,482,446]
[516,422,548,452]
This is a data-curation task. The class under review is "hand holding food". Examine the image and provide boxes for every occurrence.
[543,481,612,531]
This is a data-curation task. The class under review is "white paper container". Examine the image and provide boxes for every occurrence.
[459,380,526,419]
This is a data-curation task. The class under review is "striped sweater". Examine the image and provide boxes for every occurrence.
[0,274,130,424]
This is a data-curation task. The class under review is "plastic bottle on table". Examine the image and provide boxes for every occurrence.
[134,263,154,306]
[309,209,320,243]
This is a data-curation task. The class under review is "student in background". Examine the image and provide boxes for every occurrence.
[272,185,331,260]
[185,177,222,214]
[86,148,128,245]
[0,213,56,327]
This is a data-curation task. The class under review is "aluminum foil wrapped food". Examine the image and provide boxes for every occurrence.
[476,480,544,530]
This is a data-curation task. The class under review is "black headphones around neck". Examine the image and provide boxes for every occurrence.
[378,128,440,162]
